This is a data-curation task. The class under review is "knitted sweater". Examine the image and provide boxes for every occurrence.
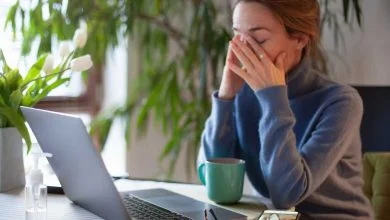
[199,59,374,219]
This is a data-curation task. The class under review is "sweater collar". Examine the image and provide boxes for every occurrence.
[286,57,313,99]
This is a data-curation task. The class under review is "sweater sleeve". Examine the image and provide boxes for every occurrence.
[255,86,363,209]
[199,91,239,161]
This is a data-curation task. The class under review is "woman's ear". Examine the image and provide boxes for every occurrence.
[291,33,310,50]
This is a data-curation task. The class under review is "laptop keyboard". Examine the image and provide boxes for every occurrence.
[123,194,192,220]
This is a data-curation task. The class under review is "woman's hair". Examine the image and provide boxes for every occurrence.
[233,0,327,72]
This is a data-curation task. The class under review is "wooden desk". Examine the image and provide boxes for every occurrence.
[0,179,267,220]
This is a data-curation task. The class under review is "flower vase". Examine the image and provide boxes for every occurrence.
[0,127,25,192]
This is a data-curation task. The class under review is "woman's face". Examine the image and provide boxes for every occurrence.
[232,2,308,73]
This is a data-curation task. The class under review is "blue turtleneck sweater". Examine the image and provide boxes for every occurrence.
[199,60,374,219]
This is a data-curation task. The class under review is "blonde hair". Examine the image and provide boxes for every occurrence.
[233,0,326,72]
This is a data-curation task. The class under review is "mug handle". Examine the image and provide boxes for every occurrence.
[197,163,206,185]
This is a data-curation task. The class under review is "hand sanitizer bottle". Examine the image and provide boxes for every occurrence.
[25,153,52,220]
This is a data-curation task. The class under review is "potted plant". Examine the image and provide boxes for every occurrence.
[0,27,92,192]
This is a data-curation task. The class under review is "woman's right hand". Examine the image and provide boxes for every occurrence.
[218,38,245,100]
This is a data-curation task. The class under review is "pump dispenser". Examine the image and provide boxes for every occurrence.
[25,152,52,220]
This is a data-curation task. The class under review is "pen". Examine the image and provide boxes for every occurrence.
[204,209,208,220]
[209,208,218,220]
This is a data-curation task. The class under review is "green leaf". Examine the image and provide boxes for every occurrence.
[0,74,10,104]
[21,29,36,55]
[90,115,114,151]
[98,118,114,151]
[0,91,6,106]
[0,113,8,128]
[38,32,52,56]
[22,82,38,106]
[166,145,180,180]
[342,0,350,23]
[4,1,19,38]
[0,49,11,73]
[159,120,187,162]
[122,103,136,149]
[20,9,25,33]
[135,79,164,136]
[29,77,70,106]
[352,0,362,27]
[5,69,23,91]
[22,53,48,85]
[0,107,32,153]
[45,66,62,82]
[10,90,22,110]
[31,3,43,33]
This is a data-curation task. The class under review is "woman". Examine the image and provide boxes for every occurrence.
[199,0,374,219]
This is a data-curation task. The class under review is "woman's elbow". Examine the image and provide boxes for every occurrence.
[269,184,307,209]
[271,196,298,210]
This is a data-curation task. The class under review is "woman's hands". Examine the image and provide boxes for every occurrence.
[218,37,245,100]
[227,35,287,92]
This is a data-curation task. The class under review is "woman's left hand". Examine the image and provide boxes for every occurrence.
[227,35,287,91]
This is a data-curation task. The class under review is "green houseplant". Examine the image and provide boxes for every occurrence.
[0,27,93,153]
[5,0,362,179]
[0,28,92,191]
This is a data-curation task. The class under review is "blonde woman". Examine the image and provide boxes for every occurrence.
[199,0,374,219]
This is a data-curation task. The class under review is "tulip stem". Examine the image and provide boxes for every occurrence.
[21,68,71,89]
[58,51,76,80]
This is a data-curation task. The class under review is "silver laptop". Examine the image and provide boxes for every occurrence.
[21,107,247,220]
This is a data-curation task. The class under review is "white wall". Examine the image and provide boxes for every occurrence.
[100,42,128,176]
[323,0,390,85]
[125,38,198,182]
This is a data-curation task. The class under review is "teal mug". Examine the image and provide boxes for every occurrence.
[198,158,245,204]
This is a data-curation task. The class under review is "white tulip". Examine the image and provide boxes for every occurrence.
[59,42,71,58]
[80,22,88,31]
[73,28,88,48]
[70,55,93,72]
[42,54,54,74]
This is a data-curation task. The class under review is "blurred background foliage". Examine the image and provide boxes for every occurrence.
[6,0,362,179]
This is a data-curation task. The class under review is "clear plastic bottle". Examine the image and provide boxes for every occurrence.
[25,153,52,220]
